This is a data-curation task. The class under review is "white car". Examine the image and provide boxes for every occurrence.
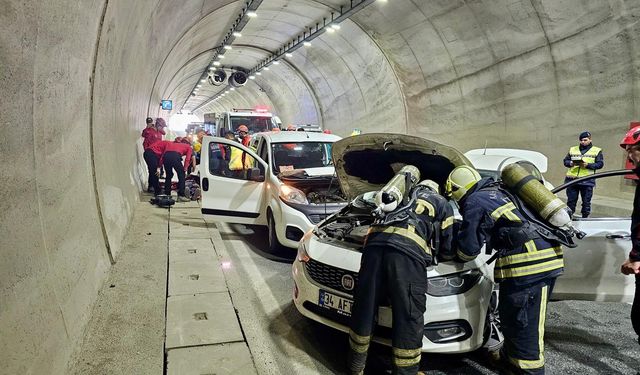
[199,131,347,250]
[292,133,633,355]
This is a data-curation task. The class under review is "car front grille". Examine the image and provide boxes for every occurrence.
[307,214,329,224]
[305,259,359,295]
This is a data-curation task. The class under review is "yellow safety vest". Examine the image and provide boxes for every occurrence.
[229,147,254,171]
[566,145,601,178]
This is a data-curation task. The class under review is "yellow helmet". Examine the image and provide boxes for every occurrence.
[445,165,481,201]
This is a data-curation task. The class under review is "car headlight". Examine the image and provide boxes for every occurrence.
[427,270,482,297]
[279,184,308,204]
[297,241,310,263]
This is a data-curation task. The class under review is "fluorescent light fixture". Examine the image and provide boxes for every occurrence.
[200,79,206,83]
[303,41,311,47]
[249,75,256,79]
[230,87,235,91]
[326,28,335,34]
[197,84,202,88]
[273,60,280,65]
[285,52,293,58]
[256,72,262,75]
[218,54,225,58]
[213,61,221,66]
[247,11,257,17]
[223,45,232,50]
[330,23,341,30]
[209,66,215,70]
[233,31,242,37]
[263,67,270,71]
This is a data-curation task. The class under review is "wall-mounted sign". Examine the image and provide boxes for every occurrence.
[161,100,173,110]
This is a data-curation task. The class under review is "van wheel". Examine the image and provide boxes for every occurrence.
[267,211,283,253]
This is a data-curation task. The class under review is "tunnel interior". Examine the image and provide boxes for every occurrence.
[2,0,639,373]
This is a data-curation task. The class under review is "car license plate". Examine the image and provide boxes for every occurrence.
[318,290,353,316]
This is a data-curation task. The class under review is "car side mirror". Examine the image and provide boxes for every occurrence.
[247,167,265,182]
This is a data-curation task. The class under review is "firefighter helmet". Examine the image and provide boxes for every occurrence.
[445,165,481,201]
[237,125,249,133]
[620,126,640,149]
[417,179,440,194]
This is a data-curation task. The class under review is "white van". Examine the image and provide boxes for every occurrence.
[216,109,279,136]
[199,131,347,251]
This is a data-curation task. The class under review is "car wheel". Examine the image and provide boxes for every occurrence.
[267,211,283,253]
[482,288,503,352]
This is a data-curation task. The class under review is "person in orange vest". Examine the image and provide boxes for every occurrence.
[562,131,604,218]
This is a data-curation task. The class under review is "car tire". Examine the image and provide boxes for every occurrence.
[482,288,503,352]
[267,211,283,253]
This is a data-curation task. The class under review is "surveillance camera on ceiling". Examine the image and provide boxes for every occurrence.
[208,69,227,86]
[229,71,248,87]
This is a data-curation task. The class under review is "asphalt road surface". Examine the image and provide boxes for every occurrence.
[210,222,639,374]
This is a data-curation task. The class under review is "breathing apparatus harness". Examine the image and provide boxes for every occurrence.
[479,182,577,264]
[370,184,440,261]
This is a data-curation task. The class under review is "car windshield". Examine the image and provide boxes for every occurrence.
[477,169,500,180]
[231,116,273,134]
[271,142,333,173]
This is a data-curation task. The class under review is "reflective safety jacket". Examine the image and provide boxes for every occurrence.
[563,144,603,185]
[455,178,564,287]
[229,138,254,171]
[365,186,455,266]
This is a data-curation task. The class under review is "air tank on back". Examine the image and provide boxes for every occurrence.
[501,163,572,229]
[374,165,421,215]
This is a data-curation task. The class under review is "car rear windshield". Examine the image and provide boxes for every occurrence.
[271,142,333,173]
[231,116,273,134]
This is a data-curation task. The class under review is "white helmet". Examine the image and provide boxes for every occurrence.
[445,165,481,201]
[417,179,440,194]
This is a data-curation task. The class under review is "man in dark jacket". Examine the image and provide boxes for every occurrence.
[620,126,640,345]
[348,179,454,375]
[446,165,563,375]
[562,131,604,218]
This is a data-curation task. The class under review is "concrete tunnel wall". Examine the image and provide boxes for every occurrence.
[1,0,639,373]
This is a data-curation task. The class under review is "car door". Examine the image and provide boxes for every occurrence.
[551,175,632,302]
[200,136,268,225]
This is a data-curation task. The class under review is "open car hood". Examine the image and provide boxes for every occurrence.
[332,133,473,200]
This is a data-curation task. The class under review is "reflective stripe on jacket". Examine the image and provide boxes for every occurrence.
[565,145,602,178]
[365,188,454,266]
[455,178,564,286]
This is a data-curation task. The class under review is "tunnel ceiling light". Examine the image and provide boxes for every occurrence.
[326,27,335,34]
[223,45,232,50]
[200,79,206,83]
[230,87,236,91]
[209,66,215,70]
[233,31,242,37]
[285,52,293,58]
[218,54,225,59]
[247,11,257,17]
[303,41,312,47]
[273,60,280,65]
[263,66,270,71]
[197,84,202,88]
[330,23,341,30]
[213,61,221,66]
[249,75,256,79]
[256,72,262,75]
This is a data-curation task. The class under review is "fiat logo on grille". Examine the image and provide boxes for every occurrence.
[341,274,355,291]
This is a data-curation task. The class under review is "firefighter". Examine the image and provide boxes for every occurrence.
[445,165,564,375]
[619,125,640,346]
[348,179,454,375]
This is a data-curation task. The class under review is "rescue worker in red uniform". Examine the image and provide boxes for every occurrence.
[144,139,169,196]
[445,165,564,375]
[619,126,640,345]
[160,138,193,202]
[141,117,166,192]
[348,179,454,375]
